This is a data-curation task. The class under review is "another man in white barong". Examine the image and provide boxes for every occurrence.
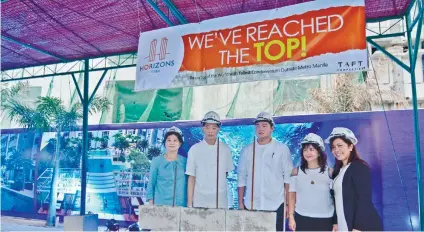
[237,112,293,231]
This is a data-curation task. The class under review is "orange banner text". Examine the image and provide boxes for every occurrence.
[180,6,365,72]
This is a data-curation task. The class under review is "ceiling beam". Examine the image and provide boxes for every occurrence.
[1,34,68,62]
[162,0,188,24]
[146,0,174,26]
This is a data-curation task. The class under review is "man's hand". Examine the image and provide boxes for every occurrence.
[352,229,360,232]
[332,224,338,232]
[239,201,246,210]
[284,204,289,218]
[187,176,195,208]
[288,215,296,231]
[237,187,246,210]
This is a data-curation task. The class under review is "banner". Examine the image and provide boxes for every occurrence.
[136,0,367,91]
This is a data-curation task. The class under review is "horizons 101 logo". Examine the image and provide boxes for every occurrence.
[136,31,184,91]
[140,37,175,73]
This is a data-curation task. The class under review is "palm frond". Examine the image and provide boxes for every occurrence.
[3,99,49,129]
[9,82,29,95]
[36,96,65,119]
[89,96,111,114]
[71,95,111,115]
[1,82,29,103]
[56,108,81,131]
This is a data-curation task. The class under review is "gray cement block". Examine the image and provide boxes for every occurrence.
[64,214,98,231]
[138,205,181,231]
[225,210,276,231]
[180,208,226,231]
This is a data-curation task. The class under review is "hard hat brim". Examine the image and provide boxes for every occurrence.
[201,119,221,125]
[324,135,358,145]
[300,141,325,151]
[254,119,274,125]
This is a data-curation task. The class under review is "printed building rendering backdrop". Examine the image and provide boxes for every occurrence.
[1,110,423,231]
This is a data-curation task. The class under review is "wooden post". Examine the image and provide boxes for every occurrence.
[34,152,39,216]
[216,139,220,209]
[173,163,177,207]
[251,137,256,211]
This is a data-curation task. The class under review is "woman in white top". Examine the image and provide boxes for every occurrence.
[288,133,336,231]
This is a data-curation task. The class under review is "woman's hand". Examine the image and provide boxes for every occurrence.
[332,224,338,232]
[148,200,154,205]
[288,215,296,231]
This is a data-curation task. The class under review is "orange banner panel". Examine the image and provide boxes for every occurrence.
[180,6,365,72]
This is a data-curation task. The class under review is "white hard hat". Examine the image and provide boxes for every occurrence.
[254,112,275,126]
[324,127,358,145]
[300,133,325,151]
[166,126,183,136]
[201,111,221,126]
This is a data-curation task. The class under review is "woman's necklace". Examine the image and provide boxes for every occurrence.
[308,167,319,184]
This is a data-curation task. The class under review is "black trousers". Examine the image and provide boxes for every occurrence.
[275,203,285,231]
[294,212,333,231]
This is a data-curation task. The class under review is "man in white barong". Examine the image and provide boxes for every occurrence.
[186,111,234,209]
[237,112,293,231]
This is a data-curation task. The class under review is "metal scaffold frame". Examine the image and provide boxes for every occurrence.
[366,0,424,229]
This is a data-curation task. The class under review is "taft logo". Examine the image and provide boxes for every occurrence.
[141,37,175,73]
[336,60,366,72]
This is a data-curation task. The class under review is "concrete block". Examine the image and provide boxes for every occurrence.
[64,214,98,231]
[180,208,226,231]
[139,205,181,231]
[225,210,276,231]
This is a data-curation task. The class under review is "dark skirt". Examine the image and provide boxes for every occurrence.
[294,212,333,231]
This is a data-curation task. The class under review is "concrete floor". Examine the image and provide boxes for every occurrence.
[1,216,63,231]
[1,216,129,231]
